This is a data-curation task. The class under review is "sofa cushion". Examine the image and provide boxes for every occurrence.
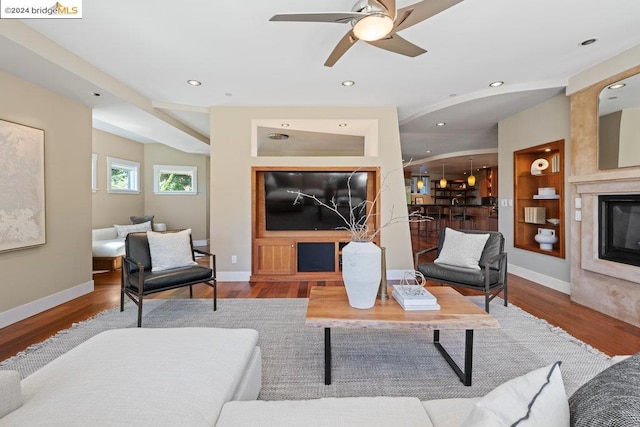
[147,229,197,272]
[461,361,568,427]
[422,397,480,427]
[435,228,490,270]
[91,238,125,257]
[114,221,152,238]
[0,328,260,427]
[569,352,640,427]
[217,397,432,427]
[130,214,154,227]
[0,371,22,418]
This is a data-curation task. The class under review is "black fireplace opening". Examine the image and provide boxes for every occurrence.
[599,194,640,267]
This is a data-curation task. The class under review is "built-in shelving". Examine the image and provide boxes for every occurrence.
[513,140,565,258]
[431,179,477,205]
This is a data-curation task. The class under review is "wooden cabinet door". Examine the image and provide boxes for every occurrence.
[254,240,296,275]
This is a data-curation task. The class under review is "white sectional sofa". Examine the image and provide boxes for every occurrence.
[92,222,166,270]
[1,327,637,426]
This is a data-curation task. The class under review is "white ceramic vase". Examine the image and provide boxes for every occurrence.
[534,228,558,251]
[341,241,382,309]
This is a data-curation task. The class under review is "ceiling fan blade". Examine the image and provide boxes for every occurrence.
[367,33,426,57]
[270,12,365,24]
[324,31,359,67]
[371,0,396,20]
[394,0,463,32]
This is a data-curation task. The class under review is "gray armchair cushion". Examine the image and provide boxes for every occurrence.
[419,263,502,287]
[127,265,214,292]
[569,352,640,426]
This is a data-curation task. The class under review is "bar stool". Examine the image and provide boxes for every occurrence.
[425,205,447,233]
[449,206,474,230]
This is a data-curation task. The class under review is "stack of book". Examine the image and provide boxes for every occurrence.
[392,285,440,311]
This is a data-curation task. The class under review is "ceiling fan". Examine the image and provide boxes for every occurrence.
[270,0,463,67]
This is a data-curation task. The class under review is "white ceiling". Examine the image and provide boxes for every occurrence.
[1,0,640,170]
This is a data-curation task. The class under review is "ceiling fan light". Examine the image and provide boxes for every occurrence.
[353,14,394,41]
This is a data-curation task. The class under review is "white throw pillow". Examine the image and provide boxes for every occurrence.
[114,221,152,238]
[434,228,490,270]
[461,362,569,427]
[147,229,197,272]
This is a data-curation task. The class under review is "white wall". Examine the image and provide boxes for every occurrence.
[210,106,414,281]
[498,94,572,293]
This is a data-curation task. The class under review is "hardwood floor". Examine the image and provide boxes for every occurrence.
[1,227,639,361]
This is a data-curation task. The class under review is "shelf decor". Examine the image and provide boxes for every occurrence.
[0,119,46,252]
[530,158,549,175]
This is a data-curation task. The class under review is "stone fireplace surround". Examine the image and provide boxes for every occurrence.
[569,63,640,329]
[571,170,640,284]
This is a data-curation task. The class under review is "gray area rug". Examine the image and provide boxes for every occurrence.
[0,297,612,400]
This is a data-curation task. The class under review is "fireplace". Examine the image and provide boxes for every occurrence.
[599,194,640,267]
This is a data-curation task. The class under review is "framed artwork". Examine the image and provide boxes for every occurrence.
[415,197,424,204]
[0,119,46,251]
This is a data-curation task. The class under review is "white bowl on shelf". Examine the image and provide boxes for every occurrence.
[546,218,560,225]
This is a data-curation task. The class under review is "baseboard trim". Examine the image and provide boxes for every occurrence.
[218,271,251,282]
[0,280,94,329]
[508,264,571,295]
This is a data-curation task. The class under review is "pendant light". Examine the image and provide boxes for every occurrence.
[467,158,476,187]
[416,179,424,190]
[439,163,447,189]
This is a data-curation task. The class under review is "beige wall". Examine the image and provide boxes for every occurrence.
[92,129,145,228]
[143,143,210,241]
[0,70,92,318]
[210,106,413,280]
[498,94,572,292]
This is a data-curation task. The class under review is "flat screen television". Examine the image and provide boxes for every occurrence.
[264,171,368,231]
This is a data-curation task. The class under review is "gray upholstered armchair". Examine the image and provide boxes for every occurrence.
[121,230,217,327]
[414,228,507,313]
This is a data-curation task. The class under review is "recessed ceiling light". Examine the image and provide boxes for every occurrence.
[426,150,432,153]
[281,123,290,127]
[544,148,551,152]
[580,38,597,46]
[338,123,347,127]
[489,81,504,87]
[608,83,626,90]
[435,122,446,127]
[187,80,202,86]
[88,91,101,97]
[342,80,355,87]
[267,133,289,140]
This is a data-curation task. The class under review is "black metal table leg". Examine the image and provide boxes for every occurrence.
[324,327,331,385]
[433,329,474,386]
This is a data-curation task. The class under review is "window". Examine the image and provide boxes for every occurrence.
[153,165,197,195]
[91,153,98,192]
[107,156,140,193]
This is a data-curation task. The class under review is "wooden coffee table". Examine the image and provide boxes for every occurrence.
[305,285,500,386]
